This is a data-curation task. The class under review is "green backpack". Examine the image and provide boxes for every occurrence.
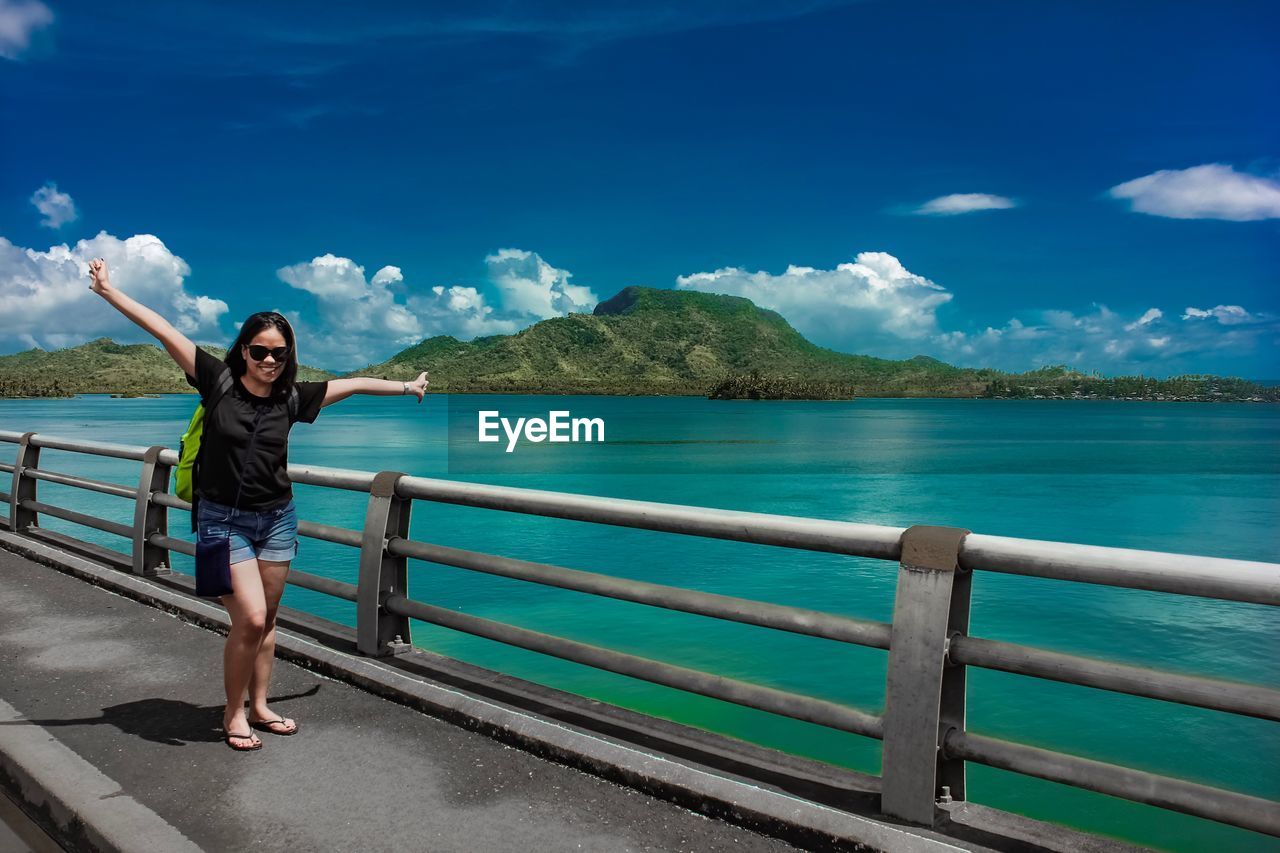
[175,372,297,503]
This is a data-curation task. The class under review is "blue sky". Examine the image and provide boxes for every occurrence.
[2,0,1277,376]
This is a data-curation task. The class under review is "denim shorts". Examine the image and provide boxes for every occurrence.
[196,497,299,565]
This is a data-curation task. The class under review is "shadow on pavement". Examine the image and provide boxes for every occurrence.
[0,685,321,746]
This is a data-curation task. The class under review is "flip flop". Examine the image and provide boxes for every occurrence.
[223,729,262,751]
[249,717,298,736]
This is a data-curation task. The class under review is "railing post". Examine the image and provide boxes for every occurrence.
[880,524,972,826]
[356,471,413,657]
[132,445,172,576]
[9,432,39,532]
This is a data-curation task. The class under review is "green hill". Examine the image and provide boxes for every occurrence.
[350,287,1275,400]
[3,290,1274,401]
[0,338,336,398]
[352,286,994,396]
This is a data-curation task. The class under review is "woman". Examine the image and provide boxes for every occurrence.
[88,258,429,751]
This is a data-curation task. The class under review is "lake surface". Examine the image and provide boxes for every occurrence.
[2,394,1277,852]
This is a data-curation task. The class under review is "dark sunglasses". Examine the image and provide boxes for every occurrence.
[245,345,291,362]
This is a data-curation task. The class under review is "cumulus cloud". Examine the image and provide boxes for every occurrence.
[409,286,520,340]
[0,0,52,59]
[1108,164,1280,221]
[677,252,953,355]
[277,254,430,369]
[674,250,1276,374]
[937,302,1277,372]
[0,232,228,352]
[1182,305,1264,325]
[277,248,596,370]
[913,193,1017,216]
[484,248,597,320]
[1124,308,1162,331]
[30,182,78,228]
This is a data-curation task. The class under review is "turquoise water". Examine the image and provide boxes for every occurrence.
[2,394,1277,851]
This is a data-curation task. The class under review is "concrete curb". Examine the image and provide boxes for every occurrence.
[0,695,202,853]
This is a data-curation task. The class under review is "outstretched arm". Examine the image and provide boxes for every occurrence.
[322,372,429,408]
[88,259,198,377]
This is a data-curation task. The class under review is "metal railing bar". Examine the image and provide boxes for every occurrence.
[944,730,1280,837]
[396,475,907,561]
[20,499,132,539]
[8,431,1279,605]
[151,492,190,511]
[383,593,885,740]
[26,468,135,499]
[388,537,893,650]
[148,533,196,557]
[962,534,1280,606]
[288,464,376,493]
[287,569,358,601]
[0,491,9,505]
[147,496,363,550]
[297,520,363,548]
[28,434,148,462]
[0,461,13,473]
[0,431,22,443]
[142,536,355,601]
[950,636,1280,722]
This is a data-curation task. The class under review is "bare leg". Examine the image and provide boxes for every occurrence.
[220,557,267,748]
[248,560,297,734]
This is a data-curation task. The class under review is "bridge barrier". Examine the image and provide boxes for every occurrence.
[1,427,1277,839]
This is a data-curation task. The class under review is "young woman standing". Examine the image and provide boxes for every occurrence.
[88,258,428,751]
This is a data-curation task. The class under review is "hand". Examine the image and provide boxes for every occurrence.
[87,258,112,295]
[406,371,429,403]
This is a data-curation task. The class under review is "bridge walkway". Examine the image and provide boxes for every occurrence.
[0,543,807,853]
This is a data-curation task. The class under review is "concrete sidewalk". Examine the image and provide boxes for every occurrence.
[0,545,807,853]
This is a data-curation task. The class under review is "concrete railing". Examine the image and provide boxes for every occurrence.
[2,428,1278,839]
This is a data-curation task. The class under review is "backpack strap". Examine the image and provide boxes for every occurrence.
[189,368,234,533]
[206,369,234,412]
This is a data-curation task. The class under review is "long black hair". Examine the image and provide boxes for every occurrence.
[224,311,298,397]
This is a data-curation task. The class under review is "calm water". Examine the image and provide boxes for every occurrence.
[2,394,1277,852]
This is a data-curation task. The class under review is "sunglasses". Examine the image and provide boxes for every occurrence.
[245,345,291,362]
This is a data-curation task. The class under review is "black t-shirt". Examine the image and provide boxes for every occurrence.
[186,347,328,510]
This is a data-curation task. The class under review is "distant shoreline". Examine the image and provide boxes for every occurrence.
[2,391,1275,403]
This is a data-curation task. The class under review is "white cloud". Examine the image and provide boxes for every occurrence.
[937,303,1277,373]
[277,255,430,369]
[913,193,1016,216]
[1108,164,1280,221]
[277,253,531,370]
[485,248,597,320]
[277,248,596,370]
[1182,305,1263,325]
[674,250,1276,374]
[409,286,520,340]
[677,251,953,354]
[29,182,78,228]
[0,0,51,59]
[0,231,228,352]
[1124,308,1162,331]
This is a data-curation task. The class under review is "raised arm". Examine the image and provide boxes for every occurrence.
[88,258,198,377]
[322,372,430,408]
